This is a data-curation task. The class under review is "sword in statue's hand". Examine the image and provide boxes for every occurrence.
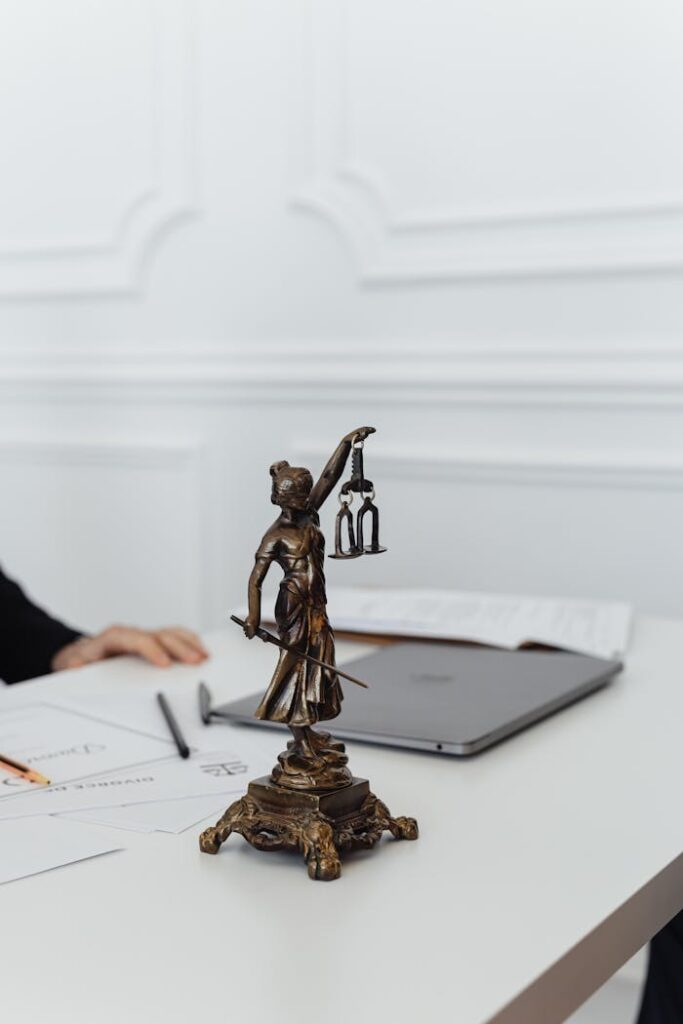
[229,615,369,689]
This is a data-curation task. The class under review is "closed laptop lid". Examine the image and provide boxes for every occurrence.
[333,642,621,753]
[215,642,622,756]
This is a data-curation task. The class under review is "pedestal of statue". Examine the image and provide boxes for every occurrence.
[199,774,418,881]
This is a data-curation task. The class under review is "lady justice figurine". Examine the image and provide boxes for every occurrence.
[199,427,418,880]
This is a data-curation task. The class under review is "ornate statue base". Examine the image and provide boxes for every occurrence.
[199,757,418,881]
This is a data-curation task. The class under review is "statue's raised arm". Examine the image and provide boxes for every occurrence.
[308,426,375,511]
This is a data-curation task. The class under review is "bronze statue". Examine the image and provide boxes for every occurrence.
[200,428,418,880]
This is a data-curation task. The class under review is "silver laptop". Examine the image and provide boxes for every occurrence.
[214,643,622,756]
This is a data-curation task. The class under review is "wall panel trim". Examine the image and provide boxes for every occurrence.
[295,443,683,492]
[0,434,214,626]
[2,342,683,407]
[0,0,196,297]
[292,0,683,282]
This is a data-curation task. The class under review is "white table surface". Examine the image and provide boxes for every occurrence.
[1,617,683,1024]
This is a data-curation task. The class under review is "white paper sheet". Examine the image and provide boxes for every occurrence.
[0,703,174,797]
[317,587,632,660]
[53,687,284,768]
[60,794,229,834]
[0,816,122,885]
[53,687,237,755]
[0,747,270,821]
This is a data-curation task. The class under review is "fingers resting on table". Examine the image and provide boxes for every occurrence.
[51,625,209,672]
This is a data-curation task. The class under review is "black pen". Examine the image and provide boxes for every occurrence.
[198,681,213,725]
[156,692,190,759]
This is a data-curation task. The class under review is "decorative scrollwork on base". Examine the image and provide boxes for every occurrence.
[199,781,418,882]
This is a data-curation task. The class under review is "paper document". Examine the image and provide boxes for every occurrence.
[0,747,269,821]
[54,687,235,755]
[0,703,174,797]
[61,795,229,835]
[0,816,122,886]
[322,587,632,660]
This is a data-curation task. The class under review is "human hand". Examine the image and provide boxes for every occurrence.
[51,625,209,672]
[343,426,375,443]
[243,615,259,640]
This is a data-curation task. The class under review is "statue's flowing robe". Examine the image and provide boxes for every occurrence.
[254,515,342,726]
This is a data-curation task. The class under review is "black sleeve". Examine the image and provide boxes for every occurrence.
[0,566,82,684]
[636,910,683,1023]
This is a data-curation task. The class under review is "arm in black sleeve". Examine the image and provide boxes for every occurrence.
[0,566,82,684]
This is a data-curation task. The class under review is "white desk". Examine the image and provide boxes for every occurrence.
[2,617,682,1024]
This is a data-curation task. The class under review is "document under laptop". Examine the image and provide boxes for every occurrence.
[322,587,632,661]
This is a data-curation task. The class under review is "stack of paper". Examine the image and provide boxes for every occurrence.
[0,702,175,795]
[60,796,234,834]
[0,745,263,833]
[322,587,632,661]
[0,696,273,886]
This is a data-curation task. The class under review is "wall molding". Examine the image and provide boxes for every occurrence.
[3,341,683,407]
[0,0,196,297]
[0,436,203,469]
[295,443,683,492]
[292,0,683,282]
[0,434,214,625]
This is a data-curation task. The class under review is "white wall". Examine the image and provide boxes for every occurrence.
[2,0,683,645]
[2,3,675,1015]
